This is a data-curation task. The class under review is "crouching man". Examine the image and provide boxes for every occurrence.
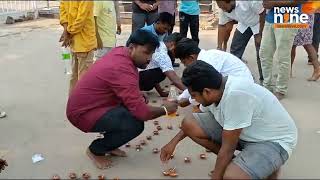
[67,30,178,169]
[160,60,297,179]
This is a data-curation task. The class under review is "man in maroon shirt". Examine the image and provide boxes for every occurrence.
[66,29,178,169]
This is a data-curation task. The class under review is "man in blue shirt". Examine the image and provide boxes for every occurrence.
[126,12,173,46]
[260,1,301,100]
[179,0,200,44]
[140,12,182,67]
[141,12,174,41]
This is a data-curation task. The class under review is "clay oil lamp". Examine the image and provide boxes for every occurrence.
[146,135,152,140]
[68,172,77,180]
[52,175,60,180]
[125,143,131,148]
[153,130,159,135]
[156,125,162,131]
[200,153,207,159]
[152,148,160,154]
[98,174,105,180]
[82,173,91,180]
[184,157,191,163]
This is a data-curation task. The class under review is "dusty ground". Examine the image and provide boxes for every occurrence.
[0,18,319,179]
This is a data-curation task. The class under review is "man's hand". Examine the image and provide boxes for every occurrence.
[160,142,177,162]
[150,4,158,11]
[254,33,262,47]
[0,159,8,173]
[163,100,178,114]
[142,92,149,104]
[178,98,191,107]
[117,25,122,35]
[139,3,153,11]
[59,32,64,43]
[60,30,72,47]
[97,36,103,50]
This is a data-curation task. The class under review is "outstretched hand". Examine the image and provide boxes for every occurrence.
[160,142,176,162]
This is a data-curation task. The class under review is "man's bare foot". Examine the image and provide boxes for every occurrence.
[307,69,320,81]
[274,92,285,100]
[86,148,112,169]
[109,148,127,157]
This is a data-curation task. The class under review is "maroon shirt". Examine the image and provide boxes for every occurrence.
[66,47,151,132]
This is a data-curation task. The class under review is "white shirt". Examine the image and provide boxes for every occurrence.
[208,76,297,156]
[218,1,264,35]
[178,49,253,102]
[140,42,174,73]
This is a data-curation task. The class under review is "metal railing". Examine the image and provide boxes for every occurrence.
[0,1,38,16]
[118,0,218,14]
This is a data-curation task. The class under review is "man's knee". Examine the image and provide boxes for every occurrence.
[130,120,144,137]
[223,163,251,179]
[181,115,201,137]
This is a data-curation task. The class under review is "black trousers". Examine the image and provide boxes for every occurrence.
[89,106,144,156]
[139,68,166,91]
[169,13,176,34]
[230,28,263,81]
[179,11,199,44]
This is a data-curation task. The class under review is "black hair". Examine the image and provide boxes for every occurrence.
[217,0,232,3]
[157,12,174,25]
[175,38,201,60]
[182,60,223,93]
[126,29,160,51]
[163,32,183,43]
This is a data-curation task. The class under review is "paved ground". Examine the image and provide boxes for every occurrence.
[0,18,319,179]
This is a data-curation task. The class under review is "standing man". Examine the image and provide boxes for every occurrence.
[59,1,97,92]
[217,19,237,52]
[311,12,320,64]
[158,0,177,34]
[94,1,122,60]
[132,0,159,33]
[161,60,297,179]
[66,30,178,169]
[260,1,301,100]
[179,0,200,44]
[216,0,265,82]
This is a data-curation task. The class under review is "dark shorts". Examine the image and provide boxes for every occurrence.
[139,68,166,91]
[193,112,289,179]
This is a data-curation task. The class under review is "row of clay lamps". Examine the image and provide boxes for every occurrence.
[51,115,198,180]
[52,173,120,180]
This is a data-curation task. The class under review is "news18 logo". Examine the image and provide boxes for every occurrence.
[273,2,320,28]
